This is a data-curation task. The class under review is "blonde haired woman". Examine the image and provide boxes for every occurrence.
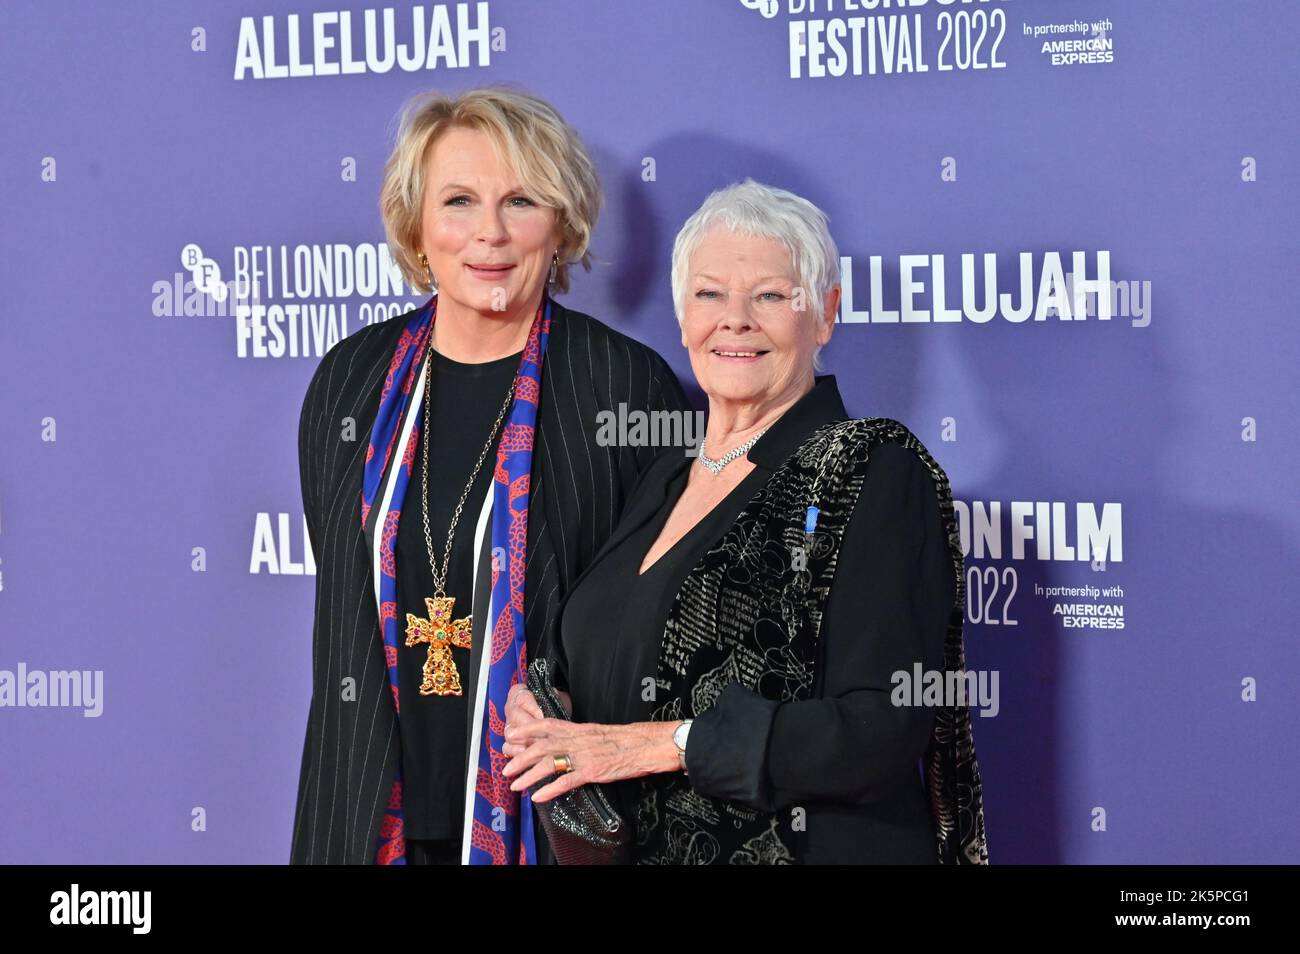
[291,87,691,865]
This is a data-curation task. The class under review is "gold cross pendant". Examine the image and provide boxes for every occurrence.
[404,595,472,696]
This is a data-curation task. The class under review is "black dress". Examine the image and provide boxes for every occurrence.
[552,376,950,864]
[554,461,769,823]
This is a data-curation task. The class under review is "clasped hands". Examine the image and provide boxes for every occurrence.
[501,683,683,802]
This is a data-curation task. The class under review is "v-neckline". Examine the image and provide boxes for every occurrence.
[635,466,761,577]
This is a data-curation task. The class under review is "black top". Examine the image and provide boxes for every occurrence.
[550,376,954,864]
[555,460,769,819]
[394,345,522,840]
[292,297,696,864]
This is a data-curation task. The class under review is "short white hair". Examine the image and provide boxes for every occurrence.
[670,178,839,371]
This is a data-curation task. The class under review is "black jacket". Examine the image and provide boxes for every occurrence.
[560,376,955,863]
[290,298,691,864]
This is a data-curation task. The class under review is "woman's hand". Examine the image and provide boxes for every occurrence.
[501,683,568,758]
[502,718,682,802]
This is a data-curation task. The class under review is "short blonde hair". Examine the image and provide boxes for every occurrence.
[380,86,601,295]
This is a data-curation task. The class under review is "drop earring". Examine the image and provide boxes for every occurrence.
[419,252,435,291]
[547,251,559,287]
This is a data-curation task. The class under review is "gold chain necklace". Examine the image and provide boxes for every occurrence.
[404,337,519,697]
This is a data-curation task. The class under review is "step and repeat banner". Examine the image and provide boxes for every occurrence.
[1,0,1295,864]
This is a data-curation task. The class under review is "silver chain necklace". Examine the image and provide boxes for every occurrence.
[697,428,768,476]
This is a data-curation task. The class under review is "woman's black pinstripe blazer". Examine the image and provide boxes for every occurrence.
[290,298,691,864]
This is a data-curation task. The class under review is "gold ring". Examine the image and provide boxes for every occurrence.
[553,754,573,775]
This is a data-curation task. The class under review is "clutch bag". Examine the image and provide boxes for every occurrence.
[524,657,631,865]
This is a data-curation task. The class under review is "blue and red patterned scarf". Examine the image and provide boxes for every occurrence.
[359,294,551,865]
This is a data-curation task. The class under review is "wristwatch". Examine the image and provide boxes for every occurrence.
[672,719,693,774]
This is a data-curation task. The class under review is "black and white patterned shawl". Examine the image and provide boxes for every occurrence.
[634,418,989,865]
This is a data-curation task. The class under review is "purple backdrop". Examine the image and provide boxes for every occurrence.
[1,0,1296,863]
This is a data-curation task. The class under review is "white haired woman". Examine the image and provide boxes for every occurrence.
[501,179,989,863]
[291,87,691,866]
